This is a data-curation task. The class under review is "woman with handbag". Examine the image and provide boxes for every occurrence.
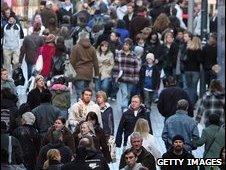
[192,114,225,170]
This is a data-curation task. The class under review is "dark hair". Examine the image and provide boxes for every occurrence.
[33,22,41,32]
[117,20,126,29]
[40,90,52,103]
[1,88,18,102]
[177,0,185,5]
[124,38,133,47]
[165,76,176,86]
[111,31,121,38]
[86,112,99,126]
[98,41,110,55]
[40,0,46,6]
[18,103,31,116]
[56,116,66,125]
[209,114,220,126]
[82,88,93,96]
[209,79,223,92]
[124,148,137,158]
[183,30,193,39]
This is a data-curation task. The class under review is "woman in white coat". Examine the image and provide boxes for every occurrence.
[127,118,161,160]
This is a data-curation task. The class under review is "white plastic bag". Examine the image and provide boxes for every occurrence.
[35,55,43,72]
[64,60,77,79]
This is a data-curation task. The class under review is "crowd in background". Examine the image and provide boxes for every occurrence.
[1,0,225,170]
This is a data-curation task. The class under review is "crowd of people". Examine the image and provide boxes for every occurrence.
[1,0,225,170]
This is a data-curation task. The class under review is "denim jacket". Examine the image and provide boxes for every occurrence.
[162,110,199,152]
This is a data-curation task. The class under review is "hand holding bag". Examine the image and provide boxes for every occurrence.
[35,48,43,72]
[64,55,77,79]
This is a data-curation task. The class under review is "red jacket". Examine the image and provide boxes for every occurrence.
[39,44,56,78]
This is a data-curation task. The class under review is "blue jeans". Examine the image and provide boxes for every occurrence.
[118,82,134,110]
[95,78,111,95]
[27,63,33,80]
[74,80,90,101]
[183,71,200,105]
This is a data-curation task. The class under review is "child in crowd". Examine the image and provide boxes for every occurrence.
[139,53,160,111]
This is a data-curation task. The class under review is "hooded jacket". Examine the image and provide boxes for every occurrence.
[70,39,99,81]
[116,104,153,147]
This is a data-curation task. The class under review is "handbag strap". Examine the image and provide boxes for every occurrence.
[203,126,221,158]
[8,136,12,164]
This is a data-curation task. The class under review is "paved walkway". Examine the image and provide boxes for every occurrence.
[17,61,204,170]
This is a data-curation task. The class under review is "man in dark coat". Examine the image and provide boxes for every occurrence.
[119,132,156,170]
[32,90,61,141]
[61,146,92,170]
[123,3,136,32]
[1,121,24,165]
[116,95,153,149]
[12,112,40,170]
[161,135,197,170]
[157,76,193,119]
[130,6,150,41]
[19,22,44,79]
[37,130,73,169]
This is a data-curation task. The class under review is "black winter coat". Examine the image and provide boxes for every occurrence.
[1,98,19,133]
[157,86,194,118]
[115,105,153,147]
[37,141,73,169]
[12,124,40,166]
[201,44,217,71]
[119,146,156,170]
[161,149,197,170]
[94,125,112,163]
[85,149,110,170]
[183,49,202,72]
[27,88,51,110]
[42,126,76,153]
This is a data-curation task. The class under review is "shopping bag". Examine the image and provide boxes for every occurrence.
[35,54,43,72]
[64,60,77,79]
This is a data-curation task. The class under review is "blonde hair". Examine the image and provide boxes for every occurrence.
[134,118,150,138]
[43,149,61,169]
[96,90,108,102]
[80,121,95,136]
[187,36,202,50]
[164,31,174,44]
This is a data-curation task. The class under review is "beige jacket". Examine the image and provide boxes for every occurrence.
[67,99,102,128]
[96,51,114,80]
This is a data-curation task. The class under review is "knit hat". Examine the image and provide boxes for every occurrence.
[146,53,155,61]
[172,135,185,143]
[22,112,36,125]
[45,34,55,43]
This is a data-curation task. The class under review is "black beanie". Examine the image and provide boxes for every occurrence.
[172,135,185,143]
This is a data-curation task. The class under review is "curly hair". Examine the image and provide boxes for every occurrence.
[152,13,171,34]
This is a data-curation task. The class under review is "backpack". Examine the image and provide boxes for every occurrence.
[52,53,67,76]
